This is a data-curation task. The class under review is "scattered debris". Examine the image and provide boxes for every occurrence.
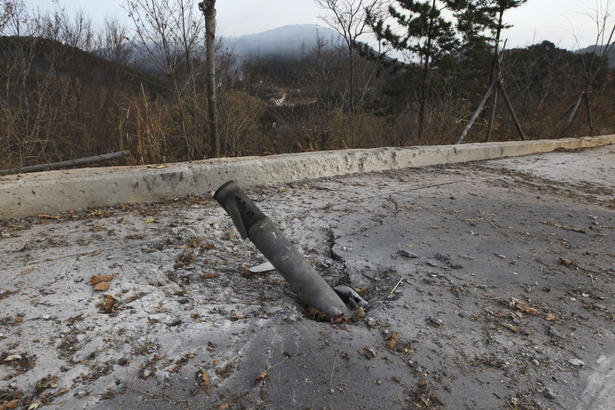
[89,274,115,285]
[253,368,270,386]
[99,295,120,314]
[558,257,574,267]
[248,262,275,273]
[542,220,586,233]
[501,323,520,333]
[230,311,244,321]
[510,297,540,315]
[397,250,418,259]
[359,347,376,360]
[543,387,556,400]
[201,370,210,395]
[216,363,234,380]
[386,332,398,350]
[93,282,110,292]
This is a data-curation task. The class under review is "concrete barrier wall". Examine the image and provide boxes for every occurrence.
[1,135,614,219]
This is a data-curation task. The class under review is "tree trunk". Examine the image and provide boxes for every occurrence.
[418,0,437,141]
[201,0,219,158]
[349,45,355,113]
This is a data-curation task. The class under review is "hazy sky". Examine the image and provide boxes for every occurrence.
[22,0,611,49]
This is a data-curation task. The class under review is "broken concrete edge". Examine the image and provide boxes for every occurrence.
[1,134,614,220]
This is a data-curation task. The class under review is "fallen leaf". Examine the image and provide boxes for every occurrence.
[200,273,219,279]
[94,282,110,291]
[145,218,155,224]
[201,370,210,395]
[240,266,252,278]
[386,332,398,349]
[27,401,40,410]
[21,268,33,275]
[0,399,19,410]
[254,369,270,385]
[502,323,519,333]
[511,297,540,315]
[546,313,557,321]
[219,403,229,410]
[89,274,114,285]
[230,310,244,321]
[558,257,574,266]
[355,307,366,319]
[100,295,120,313]
[38,214,60,220]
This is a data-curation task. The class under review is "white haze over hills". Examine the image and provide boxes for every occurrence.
[221,24,344,60]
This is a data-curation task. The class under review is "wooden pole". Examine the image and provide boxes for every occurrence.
[456,81,495,144]
[200,0,219,158]
[485,88,499,142]
[0,151,131,176]
[497,79,526,141]
[585,91,594,135]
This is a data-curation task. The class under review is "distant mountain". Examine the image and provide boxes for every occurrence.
[223,24,344,60]
[577,44,615,67]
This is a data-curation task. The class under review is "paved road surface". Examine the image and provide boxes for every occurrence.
[1,146,614,409]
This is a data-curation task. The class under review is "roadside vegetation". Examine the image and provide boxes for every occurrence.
[0,0,613,170]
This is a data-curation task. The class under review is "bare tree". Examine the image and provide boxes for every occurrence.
[125,0,204,158]
[568,0,615,135]
[0,0,14,32]
[199,0,219,157]
[96,17,133,65]
[315,0,383,113]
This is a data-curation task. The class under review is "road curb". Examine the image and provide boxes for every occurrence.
[1,135,614,219]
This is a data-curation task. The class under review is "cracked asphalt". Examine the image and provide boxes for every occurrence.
[1,145,614,409]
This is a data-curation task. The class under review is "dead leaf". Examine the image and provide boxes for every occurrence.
[145,217,155,224]
[100,295,120,313]
[230,310,244,321]
[38,214,60,220]
[201,370,210,395]
[219,403,229,410]
[501,323,519,333]
[511,297,540,315]
[386,332,398,349]
[558,257,574,266]
[201,273,219,280]
[254,368,270,385]
[0,399,19,410]
[92,250,101,256]
[355,307,366,319]
[518,305,539,315]
[546,313,557,321]
[330,314,345,324]
[21,268,33,275]
[89,274,114,285]
[94,282,110,291]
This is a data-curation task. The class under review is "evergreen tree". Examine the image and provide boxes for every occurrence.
[367,0,459,140]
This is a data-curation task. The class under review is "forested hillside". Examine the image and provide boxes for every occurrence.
[0,0,613,170]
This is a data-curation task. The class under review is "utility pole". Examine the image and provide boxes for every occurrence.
[199,0,220,158]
